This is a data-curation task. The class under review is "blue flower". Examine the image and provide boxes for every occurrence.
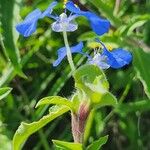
[16,1,57,37]
[89,39,132,69]
[65,1,110,36]
[53,42,88,66]
[16,1,110,37]
[51,13,79,32]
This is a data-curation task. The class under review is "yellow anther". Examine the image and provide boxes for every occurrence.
[63,0,68,8]
[107,45,113,51]
[87,42,101,49]
[64,0,68,4]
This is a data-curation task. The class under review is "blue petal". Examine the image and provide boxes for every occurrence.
[41,1,57,18]
[16,1,57,37]
[53,42,84,66]
[83,12,110,36]
[104,48,132,69]
[66,1,110,35]
[66,1,82,13]
[95,38,132,69]
[16,9,42,37]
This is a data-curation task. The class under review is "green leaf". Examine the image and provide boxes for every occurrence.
[13,106,69,150]
[98,92,117,107]
[78,31,97,41]
[0,0,26,78]
[87,135,108,150]
[133,48,150,98]
[115,99,150,114]
[36,96,75,111]
[127,20,147,36]
[0,87,12,101]
[52,140,83,150]
[73,64,106,103]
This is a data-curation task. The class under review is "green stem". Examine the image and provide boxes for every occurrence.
[104,81,132,123]
[63,31,75,72]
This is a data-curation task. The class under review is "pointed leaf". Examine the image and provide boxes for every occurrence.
[0,87,12,100]
[52,140,83,150]
[87,135,108,150]
[98,92,117,107]
[36,96,74,111]
[0,0,25,77]
[133,48,150,99]
[13,106,69,150]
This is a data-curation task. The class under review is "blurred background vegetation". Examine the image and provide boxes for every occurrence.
[0,0,150,149]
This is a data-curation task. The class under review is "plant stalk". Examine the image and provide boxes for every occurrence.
[71,102,90,143]
[63,31,75,72]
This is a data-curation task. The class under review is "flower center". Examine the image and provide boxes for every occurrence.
[59,13,69,30]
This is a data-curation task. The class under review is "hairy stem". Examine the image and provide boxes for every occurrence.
[71,102,90,143]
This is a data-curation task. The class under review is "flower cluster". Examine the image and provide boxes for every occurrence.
[16,0,132,69]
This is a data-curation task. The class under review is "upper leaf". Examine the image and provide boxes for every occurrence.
[73,64,117,107]
[73,64,107,88]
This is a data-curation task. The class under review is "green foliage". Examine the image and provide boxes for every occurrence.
[74,64,105,84]
[13,106,69,150]
[53,136,108,150]
[116,99,150,114]
[0,134,11,150]
[53,140,83,150]
[0,87,12,100]
[0,0,25,77]
[0,0,150,149]
[74,64,117,107]
[86,135,108,150]
[12,63,116,149]
[36,96,75,111]
[133,49,150,98]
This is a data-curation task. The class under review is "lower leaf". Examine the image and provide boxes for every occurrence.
[13,106,70,150]
[52,140,83,150]
[87,135,108,150]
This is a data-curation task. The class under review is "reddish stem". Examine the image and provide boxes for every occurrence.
[71,102,90,143]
